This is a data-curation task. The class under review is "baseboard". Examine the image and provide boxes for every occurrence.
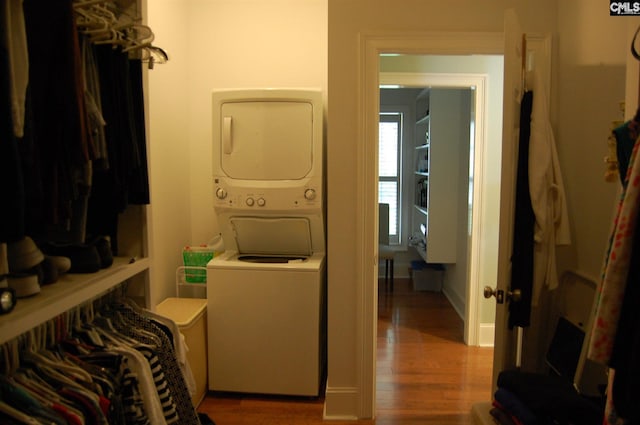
[442,286,465,320]
[323,386,360,420]
[478,323,495,347]
[471,401,495,425]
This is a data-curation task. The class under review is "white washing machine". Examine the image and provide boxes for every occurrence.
[207,250,325,396]
[206,89,326,396]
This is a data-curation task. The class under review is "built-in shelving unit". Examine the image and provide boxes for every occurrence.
[410,88,460,264]
[0,1,154,344]
[0,256,151,345]
[411,91,430,259]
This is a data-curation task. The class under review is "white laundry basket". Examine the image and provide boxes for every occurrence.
[156,297,208,407]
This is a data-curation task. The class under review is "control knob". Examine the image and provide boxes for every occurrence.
[304,189,316,200]
[215,187,227,199]
[257,198,266,207]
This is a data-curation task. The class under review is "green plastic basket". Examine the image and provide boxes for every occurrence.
[182,246,215,283]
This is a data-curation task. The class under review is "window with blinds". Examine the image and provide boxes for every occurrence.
[379,112,402,245]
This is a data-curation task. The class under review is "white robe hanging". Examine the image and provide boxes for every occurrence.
[527,69,571,305]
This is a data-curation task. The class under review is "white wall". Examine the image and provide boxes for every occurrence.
[185,0,328,246]
[554,2,627,279]
[440,88,472,320]
[146,0,328,306]
[147,0,192,308]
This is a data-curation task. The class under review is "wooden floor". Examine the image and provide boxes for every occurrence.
[197,278,494,424]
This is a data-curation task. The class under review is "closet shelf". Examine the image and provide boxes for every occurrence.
[0,256,150,345]
[416,114,430,125]
[414,205,428,215]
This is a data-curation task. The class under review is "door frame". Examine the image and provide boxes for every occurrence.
[357,31,503,417]
[378,71,490,347]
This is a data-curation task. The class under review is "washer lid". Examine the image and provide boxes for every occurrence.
[230,217,312,256]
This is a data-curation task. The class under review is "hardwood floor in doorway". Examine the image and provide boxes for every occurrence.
[197,278,493,424]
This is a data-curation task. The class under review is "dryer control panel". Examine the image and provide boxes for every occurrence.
[213,182,322,212]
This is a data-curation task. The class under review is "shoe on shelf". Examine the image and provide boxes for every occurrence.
[40,242,101,274]
[8,271,40,298]
[40,255,72,285]
[7,236,44,272]
[88,236,113,269]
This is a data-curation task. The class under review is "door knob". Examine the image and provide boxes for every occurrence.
[483,286,497,299]
[483,286,522,304]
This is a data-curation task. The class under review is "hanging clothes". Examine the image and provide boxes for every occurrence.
[587,110,640,425]
[2,0,28,139]
[108,302,200,425]
[588,113,640,365]
[508,90,535,328]
[527,69,571,304]
[22,0,92,237]
[86,46,150,255]
[0,24,25,243]
[0,297,200,425]
[508,71,571,329]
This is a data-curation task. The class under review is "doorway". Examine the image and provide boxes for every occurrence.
[377,63,503,348]
[352,31,507,418]
[354,29,552,418]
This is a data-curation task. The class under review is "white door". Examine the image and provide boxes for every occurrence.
[490,8,527,387]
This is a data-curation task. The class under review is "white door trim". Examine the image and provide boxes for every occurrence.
[356,31,503,418]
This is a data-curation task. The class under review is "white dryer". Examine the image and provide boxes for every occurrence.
[206,89,325,396]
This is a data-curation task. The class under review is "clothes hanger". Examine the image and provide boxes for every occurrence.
[0,400,41,425]
[521,34,527,92]
[12,371,63,405]
[73,0,110,8]
[21,350,94,385]
[109,308,162,346]
[16,317,95,385]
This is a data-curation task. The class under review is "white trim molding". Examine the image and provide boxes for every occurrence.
[323,386,361,420]
[354,30,502,419]
[479,323,496,347]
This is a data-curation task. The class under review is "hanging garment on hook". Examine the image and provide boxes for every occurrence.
[508,90,535,329]
[527,69,571,305]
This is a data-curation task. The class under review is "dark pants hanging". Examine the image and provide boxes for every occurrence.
[508,90,535,329]
[0,48,25,243]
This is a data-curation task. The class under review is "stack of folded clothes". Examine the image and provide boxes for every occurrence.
[491,370,604,425]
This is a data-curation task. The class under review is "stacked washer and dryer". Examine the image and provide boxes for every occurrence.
[206,89,326,397]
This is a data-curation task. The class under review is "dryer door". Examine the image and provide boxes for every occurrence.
[219,100,314,180]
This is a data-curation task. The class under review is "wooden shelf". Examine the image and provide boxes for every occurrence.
[416,114,430,125]
[0,256,151,344]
